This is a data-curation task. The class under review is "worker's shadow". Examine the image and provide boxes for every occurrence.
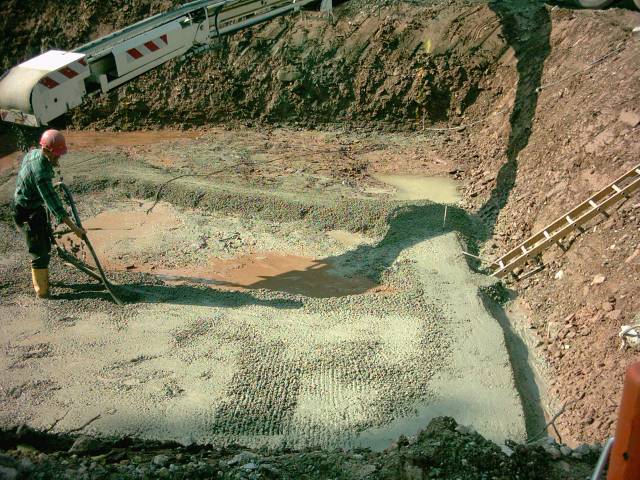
[325,202,483,284]
[478,2,551,236]
[52,281,303,309]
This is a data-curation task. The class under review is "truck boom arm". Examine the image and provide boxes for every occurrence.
[0,0,317,127]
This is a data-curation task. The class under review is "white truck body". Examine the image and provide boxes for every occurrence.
[0,51,90,127]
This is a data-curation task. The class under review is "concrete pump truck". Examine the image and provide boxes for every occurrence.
[0,0,323,127]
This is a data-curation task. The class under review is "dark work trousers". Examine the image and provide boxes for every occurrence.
[12,204,53,269]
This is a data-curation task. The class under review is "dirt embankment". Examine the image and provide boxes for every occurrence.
[1,1,509,130]
[0,417,597,480]
[456,4,640,446]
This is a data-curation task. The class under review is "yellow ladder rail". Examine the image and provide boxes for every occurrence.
[490,163,640,279]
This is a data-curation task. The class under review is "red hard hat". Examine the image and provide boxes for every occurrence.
[39,129,67,157]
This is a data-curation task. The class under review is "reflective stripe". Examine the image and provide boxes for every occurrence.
[127,48,144,59]
[37,59,87,90]
[40,77,60,89]
[144,41,160,52]
[126,34,170,61]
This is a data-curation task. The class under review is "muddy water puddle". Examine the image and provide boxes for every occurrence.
[64,130,201,149]
[152,253,379,298]
[62,205,378,298]
[1,130,201,174]
[374,174,461,204]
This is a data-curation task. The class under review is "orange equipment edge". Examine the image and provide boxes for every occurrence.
[608,362,640,479]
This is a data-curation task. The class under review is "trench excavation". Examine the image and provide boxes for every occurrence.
[0,128,541,452]
[1,0,639,477]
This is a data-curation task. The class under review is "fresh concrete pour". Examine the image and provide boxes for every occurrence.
[0,132,526,450]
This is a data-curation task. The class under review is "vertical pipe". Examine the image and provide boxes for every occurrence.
[608,362,640,479]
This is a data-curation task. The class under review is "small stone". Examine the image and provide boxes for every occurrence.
[16,445,38,455]
[69,436,103,455]
[358,464,377,477]
[602,302,614,312]
[574,444,591,456]
[243,462,258,471]
[625,249,640,264]
[153,455,170,467]
[455,424,476,435]
[227,451,258,466]
[500,445,514,457]
[592,274,606,285]
[277,66,301,82]
[560,446,572,456]
[404,464,422,480]
[554,270,564,280]
[547,321,561,340]
[619,110,640,128]
[543,445,561,459]
[17,458,34,473]
[606,310,623,321]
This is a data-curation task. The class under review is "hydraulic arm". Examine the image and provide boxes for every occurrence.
[0,0,317,127]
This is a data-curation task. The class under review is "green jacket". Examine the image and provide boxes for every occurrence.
[14,148,67,223]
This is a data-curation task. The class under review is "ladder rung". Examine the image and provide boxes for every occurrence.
[491,163,640,278]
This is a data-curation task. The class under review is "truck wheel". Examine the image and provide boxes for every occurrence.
[575,0,615,7]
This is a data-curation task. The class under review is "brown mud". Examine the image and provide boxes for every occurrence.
[61,205,379,298]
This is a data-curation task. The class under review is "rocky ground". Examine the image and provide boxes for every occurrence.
[0,418,598,480]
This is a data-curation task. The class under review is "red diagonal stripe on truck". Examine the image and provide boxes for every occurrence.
[59,67,79,79]
[127,48,144,60]
[79,58,87,66]
[144,41,160,52]
[160,34,168,45]
[40,76,59,89]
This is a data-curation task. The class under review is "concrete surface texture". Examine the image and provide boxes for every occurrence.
[0,131,525,449]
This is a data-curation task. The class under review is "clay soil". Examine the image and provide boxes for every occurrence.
[1,0,640,478]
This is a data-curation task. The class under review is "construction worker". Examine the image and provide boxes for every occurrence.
[12,129,86,298]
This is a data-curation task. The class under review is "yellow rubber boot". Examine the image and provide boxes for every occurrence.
[31,268,50,298]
